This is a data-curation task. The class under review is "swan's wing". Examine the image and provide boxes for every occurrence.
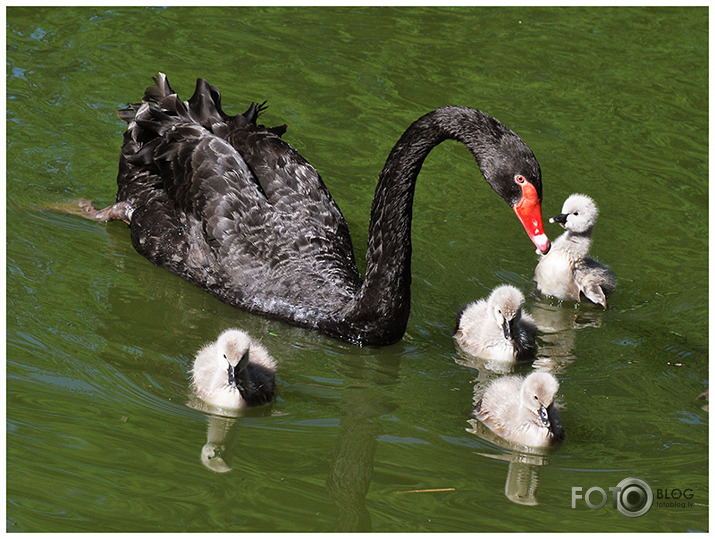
[115,75,363,318]
[222,121,360,283]
[227,121,341,211]
[117,117,268,288]
[144,120,362,302]
[150,127,361,288]
[207,183,363,318]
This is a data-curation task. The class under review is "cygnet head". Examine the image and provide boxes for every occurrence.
[488,285,525,340]
[520,371,559,427]
[217,329,252,386]
[550,193,598,235]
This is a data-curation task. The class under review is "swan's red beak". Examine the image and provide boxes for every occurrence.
[513,182,550,254]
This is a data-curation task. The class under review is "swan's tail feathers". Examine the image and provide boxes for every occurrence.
[118,74,291,174]
[208,84,230,120]
[187,77,227,129]
[134,106,180,140]
[126,76,232,138]
[268,124,288,137]
[243,101,268,124]
[144,72,176,103]
[116,103,141,124]
[232,101,286,137]
[124,74,285,138]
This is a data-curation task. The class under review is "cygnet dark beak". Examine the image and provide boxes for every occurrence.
[502,318,512,341]
[227,364,238,388]
[539,403,550,427]
[227,350,251,388]
[549,213,568,228]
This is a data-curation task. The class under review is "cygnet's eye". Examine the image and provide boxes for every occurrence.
[533,395,539,400]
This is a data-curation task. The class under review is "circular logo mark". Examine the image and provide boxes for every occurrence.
[615,477,653,517]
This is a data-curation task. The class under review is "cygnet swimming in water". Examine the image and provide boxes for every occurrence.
[534,193,616,308]
[191,329,276,410]
[454,285,538,363]
[475,371,564,448]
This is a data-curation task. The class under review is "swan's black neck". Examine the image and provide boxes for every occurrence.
[339,107,538,345]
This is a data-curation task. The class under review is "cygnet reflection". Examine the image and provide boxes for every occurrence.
[467,421,551,506]
[527,299,605,374]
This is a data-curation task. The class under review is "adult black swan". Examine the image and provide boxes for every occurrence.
[81,73,550,346]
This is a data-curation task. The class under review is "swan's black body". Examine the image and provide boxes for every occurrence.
[99,73,545,345]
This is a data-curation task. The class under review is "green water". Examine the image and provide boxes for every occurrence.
[6,6,708,532]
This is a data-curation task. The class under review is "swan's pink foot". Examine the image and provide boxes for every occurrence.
[78,199,133,224]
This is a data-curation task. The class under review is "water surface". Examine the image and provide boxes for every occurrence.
[7,6,708,532]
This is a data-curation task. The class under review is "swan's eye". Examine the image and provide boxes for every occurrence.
[514,175,527,185]
[573,212,579,216]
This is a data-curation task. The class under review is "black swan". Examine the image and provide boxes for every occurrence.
[81,73,550,345]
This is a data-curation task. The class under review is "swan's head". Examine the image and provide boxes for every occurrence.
[491,163,551,255]
[550,193,598,235]
[459,108,550,255]
[487,285,525,341]
[520,371,559,428]
[216,329,252,389]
